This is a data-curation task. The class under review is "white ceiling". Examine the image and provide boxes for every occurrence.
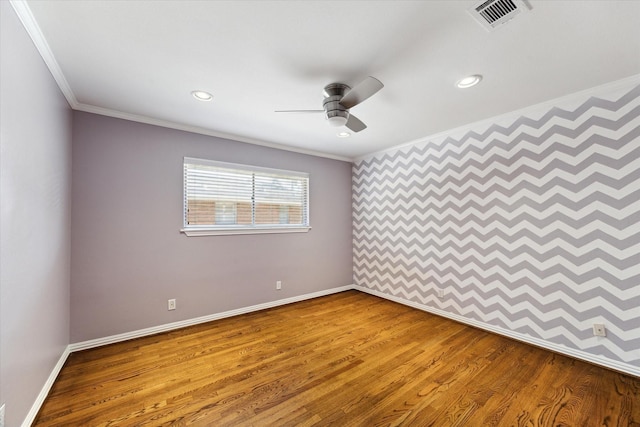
[18,0,640,161]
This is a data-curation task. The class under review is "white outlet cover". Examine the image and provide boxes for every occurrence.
[592,324,606,337]
[0,403,5,427]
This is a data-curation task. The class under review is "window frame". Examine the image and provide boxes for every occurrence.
[181,157,311,236]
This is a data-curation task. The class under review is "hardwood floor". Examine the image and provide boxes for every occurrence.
[34,291,639,426]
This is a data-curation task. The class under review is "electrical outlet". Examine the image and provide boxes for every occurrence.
[1,403,5,427]
[276,280,282,290]
[437,289,445,298]
[592,323,606,337]
[168,299,176,311]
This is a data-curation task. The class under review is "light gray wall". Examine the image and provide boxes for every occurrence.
[71,112,353,342]
[353,79,640,374]
[0,2,73,426]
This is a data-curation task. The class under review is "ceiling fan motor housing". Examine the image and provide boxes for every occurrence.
[323,95,349,126]
[323,83,351,126]
[323,83,350,98]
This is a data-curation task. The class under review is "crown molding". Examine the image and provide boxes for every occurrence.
[74,102,353,162]
[354,73,640,163]
[9,0,78,109]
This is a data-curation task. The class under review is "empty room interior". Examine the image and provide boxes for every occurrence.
[2,0,640,426]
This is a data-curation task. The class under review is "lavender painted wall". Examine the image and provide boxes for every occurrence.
[0,2,72,426]
[70,112,353,343]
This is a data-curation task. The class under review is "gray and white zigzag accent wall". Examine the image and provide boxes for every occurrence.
[353,78,640,376]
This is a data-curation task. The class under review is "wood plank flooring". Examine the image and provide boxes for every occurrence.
[34,291,640,426]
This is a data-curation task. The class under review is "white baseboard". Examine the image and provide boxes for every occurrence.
[22,345,71,427]
[356,285,640,378]
[70,285,355,352]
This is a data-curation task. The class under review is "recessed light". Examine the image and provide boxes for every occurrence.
[337,132,351,138]
[191,90,213,101]
[456,74,482,89]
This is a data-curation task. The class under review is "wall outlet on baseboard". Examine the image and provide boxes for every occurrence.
[0,403,6,427]
[276,280,282,290]
[592,323,606,337]
[437,289,445,298]
[168,299,176,311]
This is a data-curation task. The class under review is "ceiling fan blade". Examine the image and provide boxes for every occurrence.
[339,76,384,109]
[275,110,324,113]
[345,114,367,132]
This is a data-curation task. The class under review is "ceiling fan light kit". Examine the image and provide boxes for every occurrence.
[326,111,349,127]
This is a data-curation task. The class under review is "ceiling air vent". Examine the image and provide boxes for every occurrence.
[468,0,530,31]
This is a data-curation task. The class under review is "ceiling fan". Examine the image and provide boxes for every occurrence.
[276,76,384,133]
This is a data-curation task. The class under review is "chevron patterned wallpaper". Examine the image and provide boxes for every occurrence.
[353,78,640,374]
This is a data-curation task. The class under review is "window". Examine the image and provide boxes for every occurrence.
[214,201,237,225]
[182,157,310,236]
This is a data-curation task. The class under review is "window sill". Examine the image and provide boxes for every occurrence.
[181,226,311,237]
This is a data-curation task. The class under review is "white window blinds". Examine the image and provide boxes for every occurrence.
[183,157,310,235]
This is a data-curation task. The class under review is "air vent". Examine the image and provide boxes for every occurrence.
[468,0,530,31]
